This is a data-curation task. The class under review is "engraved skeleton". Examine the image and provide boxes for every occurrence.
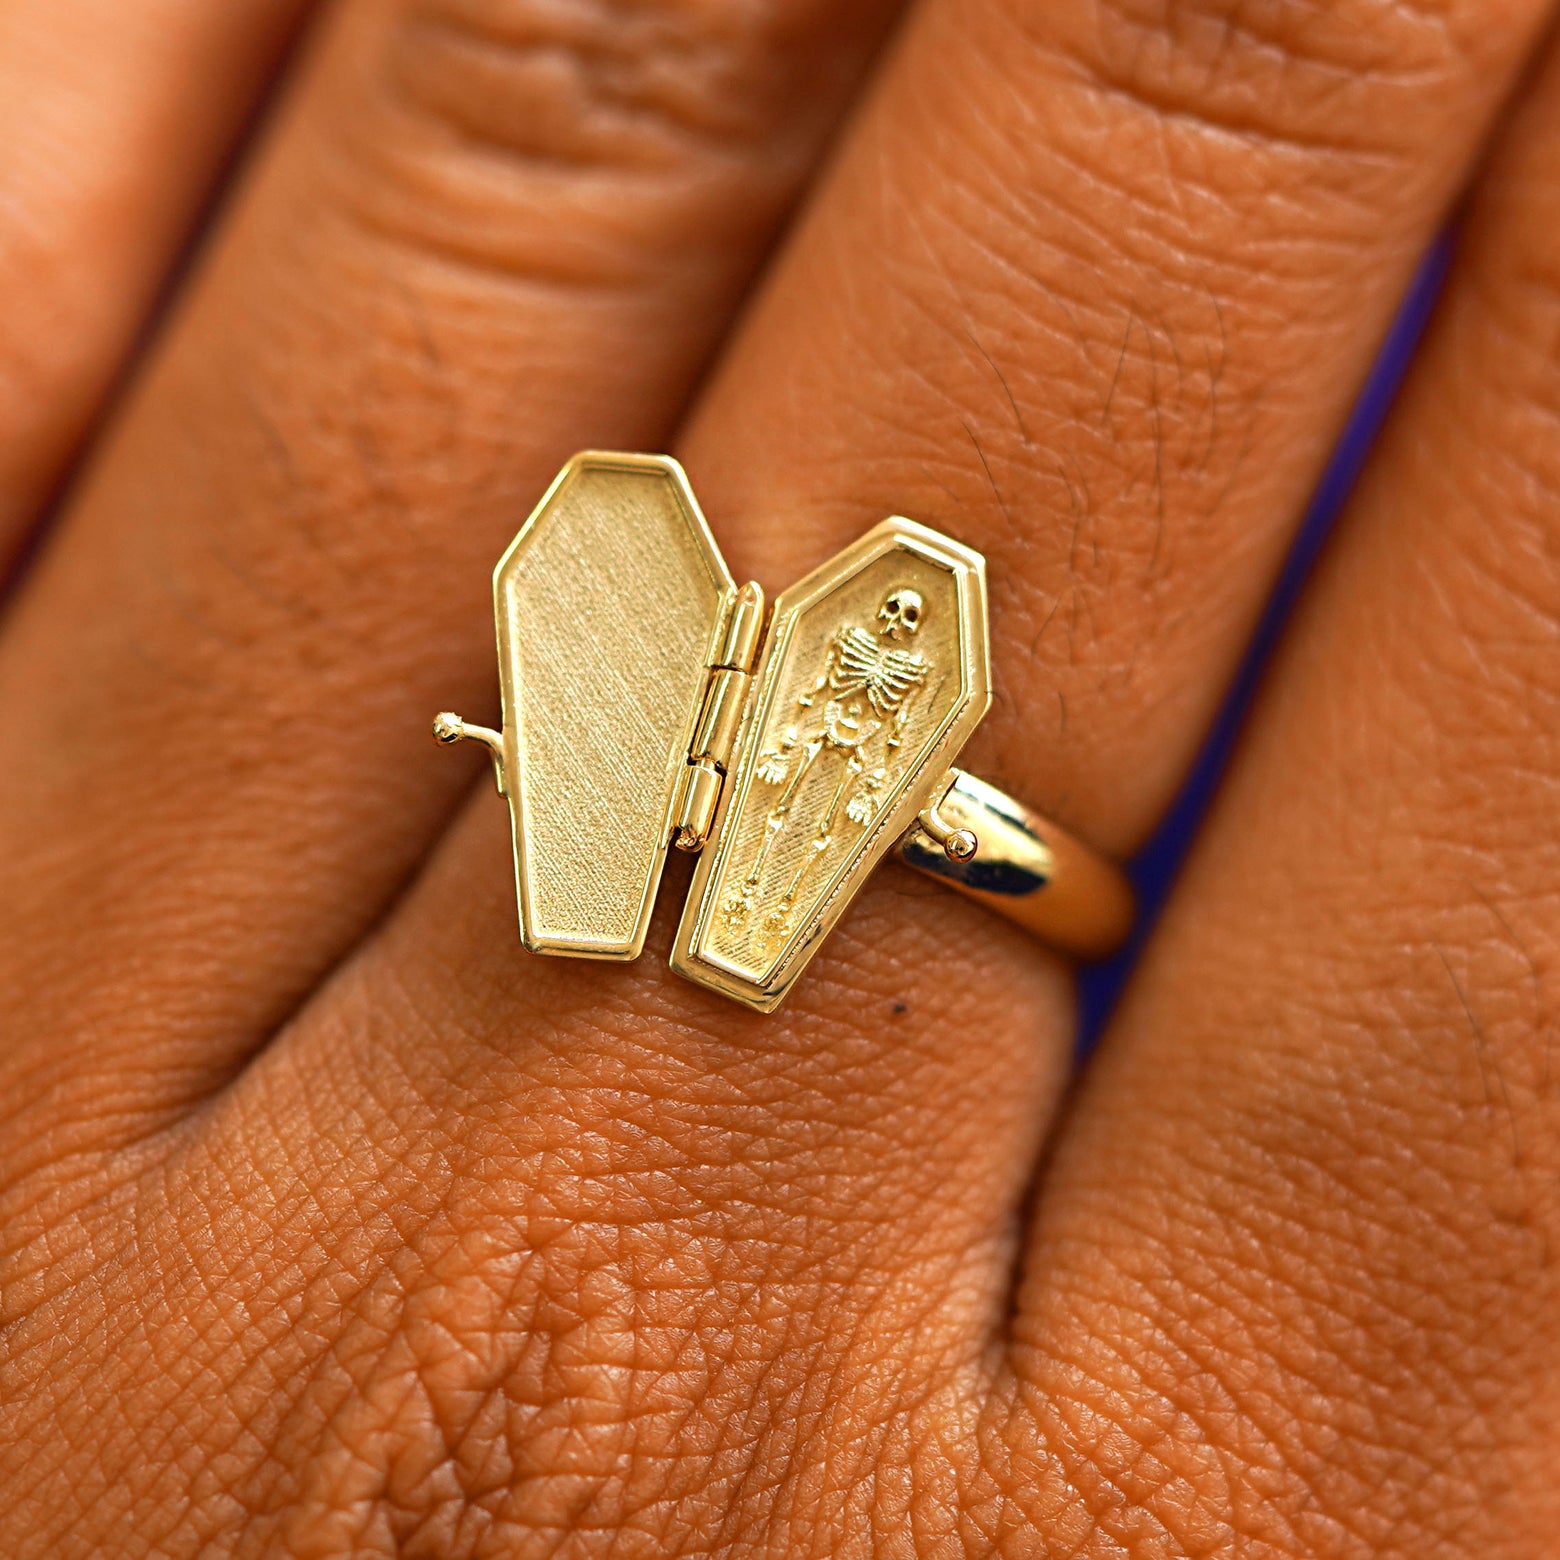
[726,588,929,934]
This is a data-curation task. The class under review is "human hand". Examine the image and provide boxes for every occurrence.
[2,0,1558,1554]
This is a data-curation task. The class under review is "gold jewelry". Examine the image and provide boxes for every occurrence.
[434,452,1132,1012]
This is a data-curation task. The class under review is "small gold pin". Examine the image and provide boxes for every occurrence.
[914,796,979,863]
[432,712,504,794]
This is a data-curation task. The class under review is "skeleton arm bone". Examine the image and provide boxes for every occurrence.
[885,674,923,750]
[796,637,843,708]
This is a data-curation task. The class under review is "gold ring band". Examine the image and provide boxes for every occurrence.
[897,770,1133,961]
[434,451,1133,1012]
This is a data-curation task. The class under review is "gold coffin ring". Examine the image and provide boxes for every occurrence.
[433,452,1133,1013]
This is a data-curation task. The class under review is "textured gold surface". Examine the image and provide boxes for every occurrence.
[672,520,989,1010]
[494,453,733,958]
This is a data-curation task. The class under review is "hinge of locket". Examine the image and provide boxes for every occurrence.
[670,580,766,852]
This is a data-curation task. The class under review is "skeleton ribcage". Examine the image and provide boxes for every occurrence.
[830,627,926,715]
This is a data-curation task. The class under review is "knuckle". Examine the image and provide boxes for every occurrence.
[245,1043,963,1553]
[389,0,832,167]
[330,0,872,282]
[1066,0,1504,156]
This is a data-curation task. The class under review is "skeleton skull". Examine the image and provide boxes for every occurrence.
[877,587,924,640]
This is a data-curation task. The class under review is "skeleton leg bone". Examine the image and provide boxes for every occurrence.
[770,752,865,932]
[726,737,827,920]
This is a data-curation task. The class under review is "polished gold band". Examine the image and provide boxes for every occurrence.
[899,770,1133,961]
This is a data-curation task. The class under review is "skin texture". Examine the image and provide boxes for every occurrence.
[0,0,1558,1554]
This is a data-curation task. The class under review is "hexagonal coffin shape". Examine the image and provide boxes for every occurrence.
[672,518,989,1010]
[495,453,734,959]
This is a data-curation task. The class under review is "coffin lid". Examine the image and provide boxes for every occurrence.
[493,453,735,959]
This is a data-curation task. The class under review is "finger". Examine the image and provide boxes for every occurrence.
[0,0,315,575]
[209,0,1555,1535]
[1003,48,1560,1555]
[0,0,904,1143]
